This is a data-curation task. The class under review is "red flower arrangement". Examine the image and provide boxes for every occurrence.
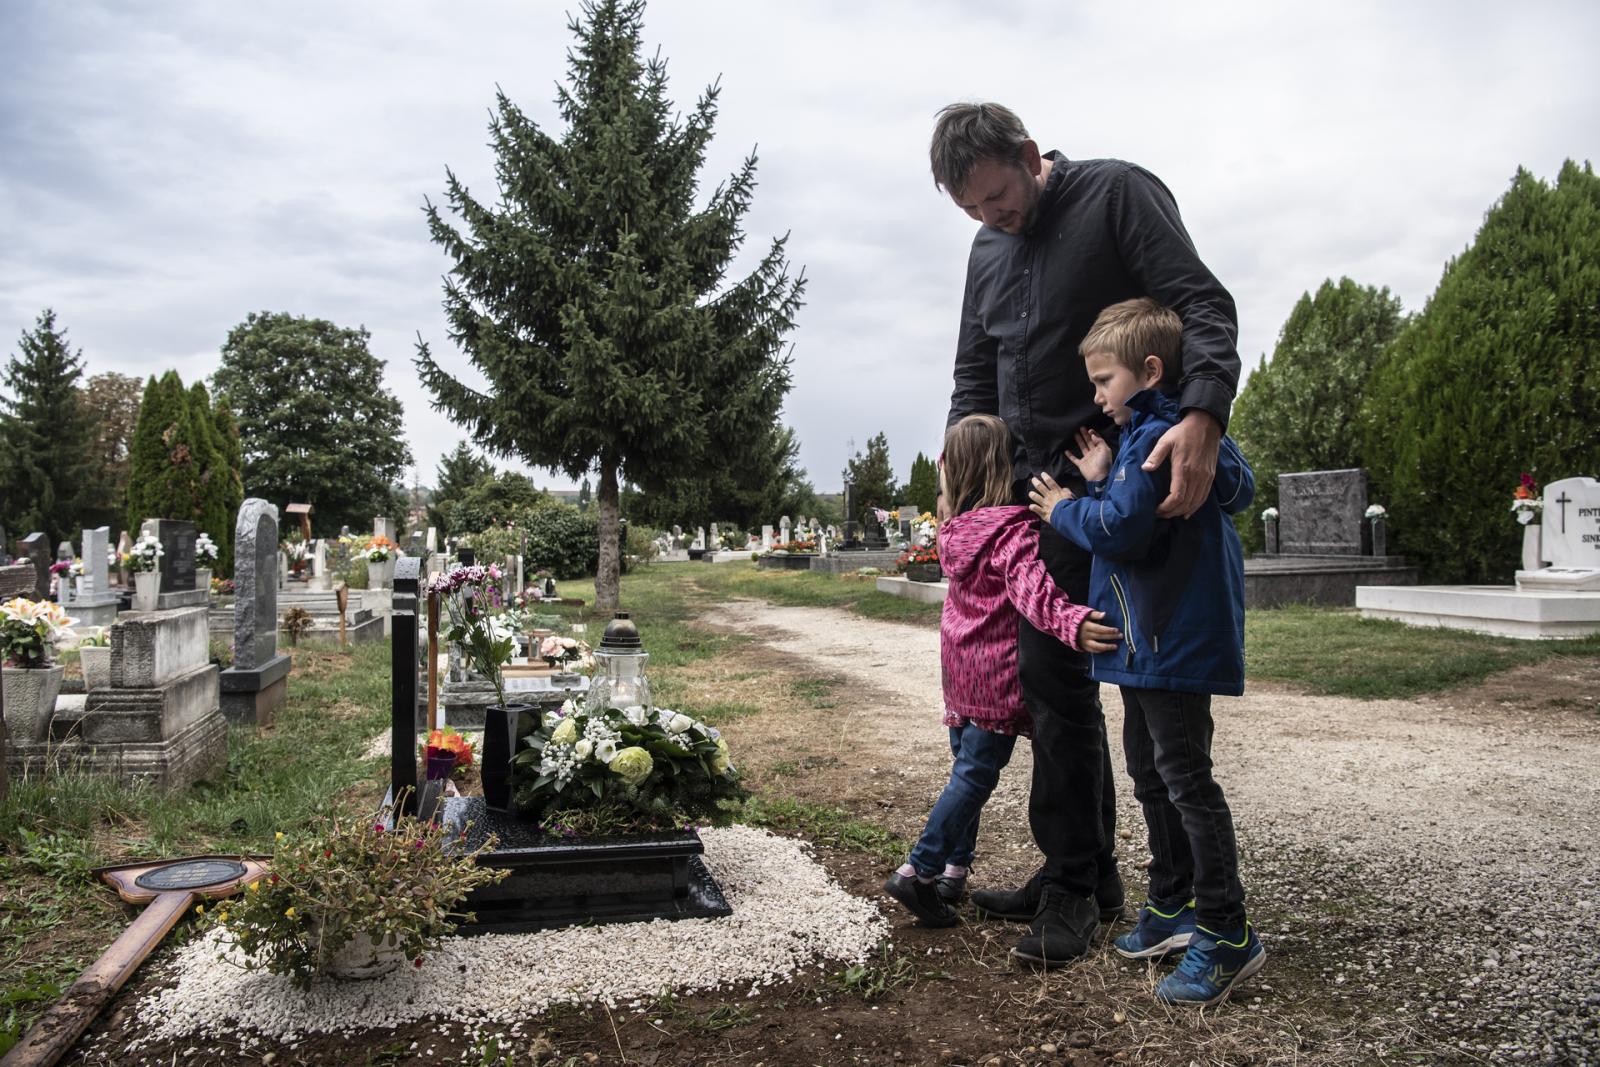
[424,726,475,772]
[897,544,939,568]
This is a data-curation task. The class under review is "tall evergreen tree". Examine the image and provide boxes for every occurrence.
[428,442,495,537]
[213,312,412,534]
[187,381,240,575]
[1361,161,1600,582]
[79,371,145,533]
[0,309,97,546]
[844,432,896,515]
[125,371,207,532]
[415,0,804,610]
[904,452,939,515]
[1228,278,1405,551]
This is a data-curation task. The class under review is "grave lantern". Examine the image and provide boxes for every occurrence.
[586,611,651,713]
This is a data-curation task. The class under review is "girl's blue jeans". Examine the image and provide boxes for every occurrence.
[908,723,1018,875]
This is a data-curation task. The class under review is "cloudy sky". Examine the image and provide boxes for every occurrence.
[4,0,1597,495]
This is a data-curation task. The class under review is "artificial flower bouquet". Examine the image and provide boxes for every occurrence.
[0,598,77,668]
[428,563,516,704]
[539,635,593,673]
[195,532,220,565]
[206,799,506,989]
[766,539,816,556]
[1364,504,1387,522]
[896,544,940,569]
[1512,473,1543,525]
[912,512,939,548]
[511,700,746,831]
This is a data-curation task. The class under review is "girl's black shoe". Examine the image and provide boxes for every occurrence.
[883,872,960,927]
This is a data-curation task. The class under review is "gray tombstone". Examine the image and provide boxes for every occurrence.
[19,533,50,599]
[1277,470,1369,556]
[709,523,720,550]
[762,524,774,549]
[374,516,395,542]
[142,518,198,593]
[0,524,8,565]
[56,540,75,605]
[220,499,292,726]
[841,483,862,548]
[780,516,791,544]
[425,526,438,553]
[56,540,74,563]
[898,505,918,541]
[671,524,682,540]
[72,526,119,626]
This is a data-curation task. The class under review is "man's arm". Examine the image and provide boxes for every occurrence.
[947,266,999,428]
[1112,167,1240,517]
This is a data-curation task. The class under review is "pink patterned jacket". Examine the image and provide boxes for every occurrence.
[938,506,1093,736]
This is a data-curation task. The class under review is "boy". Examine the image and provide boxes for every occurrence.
[1027,297,1263,1006]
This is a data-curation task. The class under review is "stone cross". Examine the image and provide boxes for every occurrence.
[233,500,281,671]
[1553,491,1573,534]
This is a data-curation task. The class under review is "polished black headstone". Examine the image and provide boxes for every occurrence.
[145,519,198,593]
[18,533,49,599]
[1278,469,1368,556]
[390,556,421,816]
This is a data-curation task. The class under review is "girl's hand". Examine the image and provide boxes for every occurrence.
[1076,610,1121,654]
[1028,471,1074,522]
[1068,428,1113,483]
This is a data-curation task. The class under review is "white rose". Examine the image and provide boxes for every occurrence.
[574,739,593,761]
[595,739,618,764]
[623,705,648,726]
[667,714,692,735]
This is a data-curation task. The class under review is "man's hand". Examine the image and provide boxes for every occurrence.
[1143,409,1223,519]
[1027,472,1074,523]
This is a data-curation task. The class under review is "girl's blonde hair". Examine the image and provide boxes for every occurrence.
[942,414,1015,515]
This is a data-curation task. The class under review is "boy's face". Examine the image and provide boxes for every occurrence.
[1084,350,1163,426]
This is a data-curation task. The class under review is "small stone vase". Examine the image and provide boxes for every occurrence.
[367,562,385,590]
[133,571,159,612]
[195,567,212,593]
[2,665,65,744]
[79,645,112,691]
[1522,524,1544,571]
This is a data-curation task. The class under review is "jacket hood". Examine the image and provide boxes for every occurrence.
[1126,387,1180,421]
[938,506,1038,581]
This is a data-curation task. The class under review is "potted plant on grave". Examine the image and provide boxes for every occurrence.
[897,543,943,583]
[49,560,72,604]
[538,634,593,683]
[757,538,818,571]
[126,532,163,610]
[362,536,397,589]
[282,536,309,579]
[206,797,507,988]
[77,627,113,691]
[1363,503,1388,556]
[429,562,526,810]
[421,726,476,783]
[0,597,77,743]
[194,532,219,592]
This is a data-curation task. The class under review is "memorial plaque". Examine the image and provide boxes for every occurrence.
[1277,469,1368,556]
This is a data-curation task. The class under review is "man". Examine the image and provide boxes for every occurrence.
[933,102,1240,968]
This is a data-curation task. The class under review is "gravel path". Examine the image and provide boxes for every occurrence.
[701,599,1600,1065]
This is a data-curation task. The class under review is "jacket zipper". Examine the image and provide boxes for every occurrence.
[1108,572,1138,664]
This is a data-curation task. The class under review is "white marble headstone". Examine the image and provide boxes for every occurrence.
[1517,477,1600,591]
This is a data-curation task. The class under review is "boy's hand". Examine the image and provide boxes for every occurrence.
[1028,472,1074,522]
[1067,427,1113,483]
[1076,610,1121,654]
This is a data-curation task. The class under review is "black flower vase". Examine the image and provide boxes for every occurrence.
[480,701,534,811]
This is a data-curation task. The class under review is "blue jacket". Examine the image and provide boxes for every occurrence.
[1048,389,1254,695]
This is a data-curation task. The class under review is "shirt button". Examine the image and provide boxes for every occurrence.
[1024,268,1031,274]
[1021,310,1028,318]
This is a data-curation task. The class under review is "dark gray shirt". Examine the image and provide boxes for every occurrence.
[947,152,1240,497]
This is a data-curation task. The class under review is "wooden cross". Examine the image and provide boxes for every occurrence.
[1554,491,1572,533]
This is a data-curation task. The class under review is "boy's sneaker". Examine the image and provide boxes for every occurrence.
[1113,899,1197,960]
[1155,923,1266,1007]
[882,872,959,928]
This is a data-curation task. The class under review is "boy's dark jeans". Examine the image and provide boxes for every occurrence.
[1120,686,1246,931]
[1018,522,1119,899]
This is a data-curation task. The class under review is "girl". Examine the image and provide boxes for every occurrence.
[883,414,1121,926]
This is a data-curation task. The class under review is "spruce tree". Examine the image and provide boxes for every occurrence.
[212,393,246,552]
[0,309,97,546]
[415,0,804,610]
[1361,161,1600,582]
[1228,278,1405,551]
[125,371,208,533]
[845,432,896,515]
[429,442,495,537]
[188,381,239,575]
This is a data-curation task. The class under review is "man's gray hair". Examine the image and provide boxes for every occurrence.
[929,102,1031,194]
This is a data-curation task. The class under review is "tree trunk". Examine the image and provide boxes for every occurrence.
[595,459,621,613]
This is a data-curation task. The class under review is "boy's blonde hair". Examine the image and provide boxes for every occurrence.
[942,414,1015,515]
[1079,297,1182,384]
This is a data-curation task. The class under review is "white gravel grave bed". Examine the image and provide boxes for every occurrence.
[128,825,888,1049]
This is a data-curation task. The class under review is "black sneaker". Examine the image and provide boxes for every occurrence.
[974,867,1124,924]
[1010,884,1099,970]
[883,872,960,927]
[934,872,968,905]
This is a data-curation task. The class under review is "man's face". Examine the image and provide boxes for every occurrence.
[952,157,1041,235]
[1085,350,1161,426]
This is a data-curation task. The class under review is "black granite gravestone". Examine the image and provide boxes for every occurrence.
[18,532,49,599]
[839,481,863,550]
[390,556,421,817]
[1278,470,1368,556]
[148,519,198,593]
